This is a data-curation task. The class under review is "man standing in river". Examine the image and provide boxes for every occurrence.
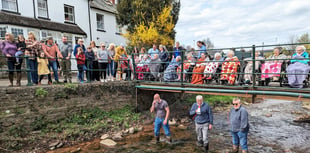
[190,95,213,153]
[150,94,171,143]
[229,98,249,153]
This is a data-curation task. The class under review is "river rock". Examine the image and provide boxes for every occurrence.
[129,127,135,134]
[56,142,63,148]
[49,140,60,148]
[181,118,189,123]
[112,132,123,141]
[123,129,129,134]
[100,139,117,147]
[265,113,272,117]
[178,124,187,130]
[137,126,144,131]
[100,134,109,140]
[294,115,310,123]
[169,118,177,126]
[70,147,81,153]
[107,118,112,123]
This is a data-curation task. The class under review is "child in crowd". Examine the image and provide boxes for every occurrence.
[37,52,52,85]
[76,47,86,83]
[15,35,26,65]
[85,46,95,82]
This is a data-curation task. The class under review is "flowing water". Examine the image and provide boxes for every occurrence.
[50,99,310,153]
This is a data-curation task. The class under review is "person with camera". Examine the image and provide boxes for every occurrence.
[150,94,171,143]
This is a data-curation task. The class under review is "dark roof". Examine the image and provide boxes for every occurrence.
[90,0,117,14]
[0,11,87,35]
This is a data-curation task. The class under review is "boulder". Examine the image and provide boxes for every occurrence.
[100,139,117,147]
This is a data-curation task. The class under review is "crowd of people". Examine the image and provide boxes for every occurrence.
[134,42,310,89]
[1,32,309,88]
[0,32,133,85]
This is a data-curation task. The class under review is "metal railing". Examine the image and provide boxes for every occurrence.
[131,42,310,98]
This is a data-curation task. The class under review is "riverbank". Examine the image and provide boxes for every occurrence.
[50,99,310,153]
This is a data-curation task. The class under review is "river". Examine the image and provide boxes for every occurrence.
[49,99,310,153]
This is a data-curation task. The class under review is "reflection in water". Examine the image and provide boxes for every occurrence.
[50,99,310,153]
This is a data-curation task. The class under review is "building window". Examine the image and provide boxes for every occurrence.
[1,0,17,12]
[0,27,6,40]
[11,28,23,37]
[41,30,52,40]
[38,0,48,18]
[116,24,122,34]
[64,5,74,23]
[96,14,104,30]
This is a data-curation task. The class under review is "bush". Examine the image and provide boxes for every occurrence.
[35,87,48,97]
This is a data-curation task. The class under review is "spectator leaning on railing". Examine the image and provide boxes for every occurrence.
[107,43,116,81]
[59,36,72,83]
[41,36,63,83]
[97,43,109,82]
[25,31,41,85]
[90,41,100,81]
[0,32,21,86]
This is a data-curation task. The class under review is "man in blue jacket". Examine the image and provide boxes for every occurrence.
[229,98,249,153]
[190,95,213,152]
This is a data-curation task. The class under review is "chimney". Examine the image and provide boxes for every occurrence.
[110,0,115,4]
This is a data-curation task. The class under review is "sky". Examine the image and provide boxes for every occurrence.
[175,0,310,49]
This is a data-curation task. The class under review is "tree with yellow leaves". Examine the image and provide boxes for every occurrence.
[117,0,180,49]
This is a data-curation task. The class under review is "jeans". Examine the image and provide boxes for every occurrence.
[60,59,71,81]
[77,64,84,82]
[107,60,115,77]
[195,122,209,146]
[28,59,38,84]
[231,130,248,150]
[48,60,59,81]
[15,51,23,63]
[154,117,170,137]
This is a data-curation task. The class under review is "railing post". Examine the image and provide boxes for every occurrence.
[25,56,32,86]
[252,45,256,87]
[181,50,184,86]
[86,59,90,83]
[127,59,130,81]
[131,54,137,81]
[252,45,256,103]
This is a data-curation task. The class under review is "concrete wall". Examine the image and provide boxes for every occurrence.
[0,82,136,132]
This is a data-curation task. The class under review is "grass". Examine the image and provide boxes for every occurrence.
[30,105,140,139]
[184,94,235,106]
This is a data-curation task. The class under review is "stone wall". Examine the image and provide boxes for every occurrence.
[0,82,136,132]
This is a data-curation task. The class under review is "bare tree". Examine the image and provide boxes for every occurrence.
[202,38,215,49]
[286,35,297,54]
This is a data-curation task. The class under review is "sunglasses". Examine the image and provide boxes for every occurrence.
[232,103,239,106]
[101,46,106,47]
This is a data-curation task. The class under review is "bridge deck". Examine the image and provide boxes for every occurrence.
[136,82,310,100]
